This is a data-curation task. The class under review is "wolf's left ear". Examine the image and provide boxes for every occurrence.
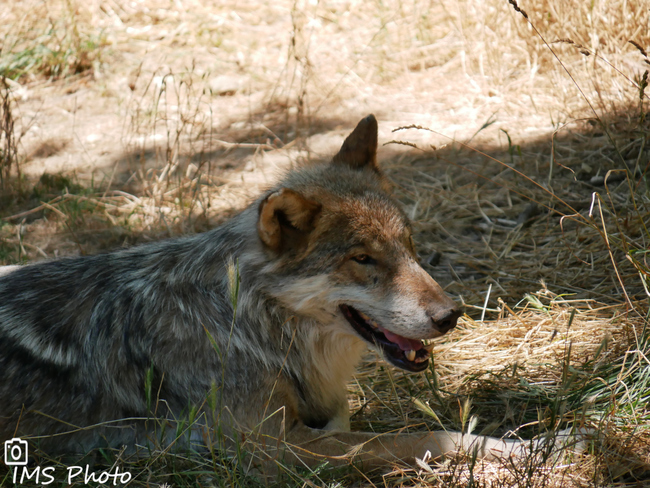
[332,114,379,172]
[258,188,321,252]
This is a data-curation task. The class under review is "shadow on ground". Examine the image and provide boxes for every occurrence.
[1,103,648,310]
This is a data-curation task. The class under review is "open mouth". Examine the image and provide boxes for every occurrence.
[340,304,434,372]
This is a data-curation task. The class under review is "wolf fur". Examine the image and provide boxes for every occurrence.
[0,115,577,471]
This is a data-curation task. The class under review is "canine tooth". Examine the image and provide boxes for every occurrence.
[405,350,416,361]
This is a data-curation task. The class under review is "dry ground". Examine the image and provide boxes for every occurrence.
[1,0,649,486]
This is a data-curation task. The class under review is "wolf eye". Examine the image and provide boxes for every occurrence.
[352,254,376,265]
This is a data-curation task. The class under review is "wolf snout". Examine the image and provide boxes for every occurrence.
[431,307,462,334]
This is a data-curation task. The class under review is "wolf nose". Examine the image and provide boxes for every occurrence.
[433,308,462,333]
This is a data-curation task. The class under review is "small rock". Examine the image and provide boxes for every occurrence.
[209,75,242,96]
[516,203,540,226]
[427,251,441,267]
[590,175,604,186]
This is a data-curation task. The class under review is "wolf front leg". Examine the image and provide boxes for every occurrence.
[278,426,531,470]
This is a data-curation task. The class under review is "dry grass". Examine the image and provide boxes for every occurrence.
[0,0,649,486]
[385,120,650,309]
[350,294,649,487]
[0,78,22,194]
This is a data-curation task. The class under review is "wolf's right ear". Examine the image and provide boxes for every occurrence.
[332,114,379,172]
[258,188,321,252]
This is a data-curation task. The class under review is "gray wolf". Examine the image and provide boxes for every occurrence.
[0,115,579,472]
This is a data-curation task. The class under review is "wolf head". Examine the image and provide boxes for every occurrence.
[256,115,460,372]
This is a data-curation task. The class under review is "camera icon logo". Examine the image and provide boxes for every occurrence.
[4,438,28,466]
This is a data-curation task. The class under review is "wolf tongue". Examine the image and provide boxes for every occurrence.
[379,327,422,351]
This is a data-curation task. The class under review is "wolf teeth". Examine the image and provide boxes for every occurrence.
[405,349,416,361]
[422,342,435,352]
[358,310,378,328]
[358,311,371,321]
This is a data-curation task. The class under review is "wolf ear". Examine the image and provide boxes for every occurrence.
[332,114,379,172]
[258,188,321,252]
